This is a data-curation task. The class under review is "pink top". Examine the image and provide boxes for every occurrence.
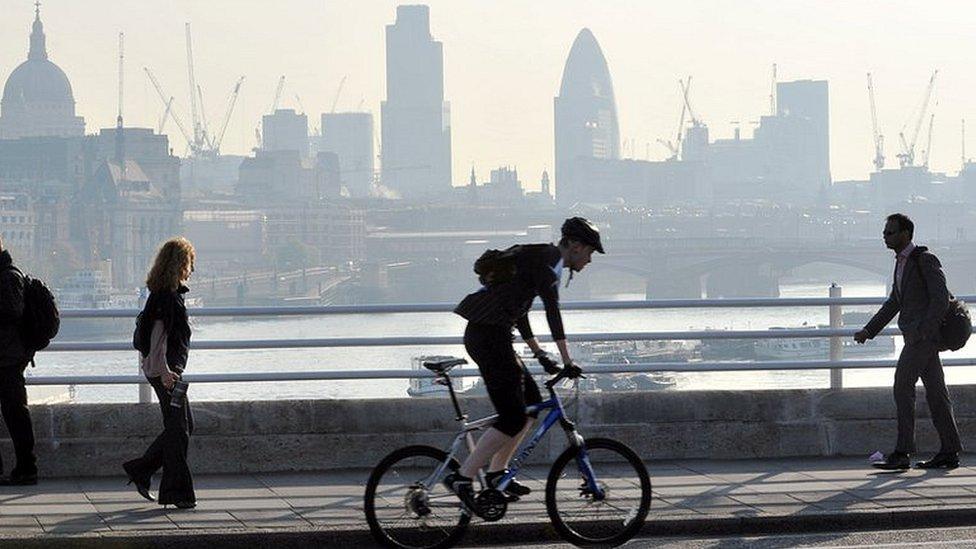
[140,320,170,377]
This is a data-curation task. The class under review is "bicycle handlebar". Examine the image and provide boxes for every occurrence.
[545,365,584,390]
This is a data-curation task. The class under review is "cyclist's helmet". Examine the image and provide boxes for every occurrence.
[561,217,605,254]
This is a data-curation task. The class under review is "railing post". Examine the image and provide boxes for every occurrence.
[829,283,843,389]
[137,289,153,404]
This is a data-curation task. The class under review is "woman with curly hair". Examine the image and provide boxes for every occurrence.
[123,237,197,509]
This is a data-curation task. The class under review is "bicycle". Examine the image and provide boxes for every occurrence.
[364,356,652,548]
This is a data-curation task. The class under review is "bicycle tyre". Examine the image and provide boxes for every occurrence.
[545,437,651,547]
[364,445,470,549]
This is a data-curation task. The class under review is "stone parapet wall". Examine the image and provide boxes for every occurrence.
[8,385,974,477]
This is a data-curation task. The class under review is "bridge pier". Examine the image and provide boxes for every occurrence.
[704,268,780,298]
[645,275,703,299]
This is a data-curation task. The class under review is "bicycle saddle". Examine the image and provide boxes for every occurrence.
[422,356,468,374]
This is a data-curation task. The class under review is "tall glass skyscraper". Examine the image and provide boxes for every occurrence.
[554,29,620,205]
[381,5,452,200]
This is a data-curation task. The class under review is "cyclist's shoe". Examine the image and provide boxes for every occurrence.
[442,472,476,512]
[486,469,531,497]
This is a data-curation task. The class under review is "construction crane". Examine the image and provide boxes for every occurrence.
[897,70,938,168]
[144,67,195,153]
[922,113,935,168]
[184,23,206,154]
[331,75,347,113]
[212,76,245,153]
[657,81,688,160]
[294,94,306,114]
[196,84,213,150]
[270,75,286,113]
[157,96,174,134]
[680,76,703,129]
[867,72,885,171]
[769,63,777,116]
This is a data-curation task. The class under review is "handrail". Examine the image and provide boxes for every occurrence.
[43,326,925,352]
[24,357,976,386]
[40,291,967,394]
[57,294,976,319]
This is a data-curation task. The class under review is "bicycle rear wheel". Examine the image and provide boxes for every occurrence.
[364,445,470,549]
[545,437,651,547]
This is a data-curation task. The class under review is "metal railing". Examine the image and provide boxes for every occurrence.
[34,285,976,401]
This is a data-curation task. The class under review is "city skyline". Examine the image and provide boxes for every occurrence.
[1,1,974,189]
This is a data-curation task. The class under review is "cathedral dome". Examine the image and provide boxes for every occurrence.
[2,58,74,106]
[2,6,74,107]
[0,3,84,139]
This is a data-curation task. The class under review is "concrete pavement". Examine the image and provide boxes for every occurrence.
[3,456,976,546]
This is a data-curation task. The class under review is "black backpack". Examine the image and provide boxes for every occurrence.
[908,248,973,352]
[473,245,521,286]
[133,308,152,357]
[939,299,972,352]
[6,267,60,363]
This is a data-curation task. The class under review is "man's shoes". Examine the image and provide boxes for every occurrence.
[915,452,960,470]
[485,469,531,498]
[872,451,911,471]
[442,472,476,513]
[0,473,37,486]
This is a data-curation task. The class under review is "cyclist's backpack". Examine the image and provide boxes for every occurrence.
[939,299,972,352]
[5,267,59,362]
[473,245,521,286]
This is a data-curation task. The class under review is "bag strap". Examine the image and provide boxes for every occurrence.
[1,265,23,279]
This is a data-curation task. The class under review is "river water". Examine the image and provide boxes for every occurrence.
[35,281,976,403]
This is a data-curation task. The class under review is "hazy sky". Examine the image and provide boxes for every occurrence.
[2,0,975,189]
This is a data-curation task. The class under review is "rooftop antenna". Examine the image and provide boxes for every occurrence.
[769,63,777,116]
[963,119,967,169]
[116,31,125,175]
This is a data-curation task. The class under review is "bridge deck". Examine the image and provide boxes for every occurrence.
[2,456,976,546]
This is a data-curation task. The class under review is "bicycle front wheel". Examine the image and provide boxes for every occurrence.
[545,437,651,547]
[364,445,470,549]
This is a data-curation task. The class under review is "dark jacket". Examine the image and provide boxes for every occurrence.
[138,285,192,373]
[864,246,950,345]
[0,250,28,368]
[455,243,566,340]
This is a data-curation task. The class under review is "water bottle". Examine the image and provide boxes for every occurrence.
[169,380,189,408]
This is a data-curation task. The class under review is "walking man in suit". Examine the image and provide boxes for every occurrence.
[855,213,962,470]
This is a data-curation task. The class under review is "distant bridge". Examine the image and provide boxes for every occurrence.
[592,237,976,298]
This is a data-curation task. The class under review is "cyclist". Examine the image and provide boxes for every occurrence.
[445,217,604,510]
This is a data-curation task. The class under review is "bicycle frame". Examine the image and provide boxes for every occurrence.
[421,371,605,500]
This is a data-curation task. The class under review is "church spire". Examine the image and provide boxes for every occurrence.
[28,1,48,61]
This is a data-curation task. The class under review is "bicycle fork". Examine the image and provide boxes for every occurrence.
[561,420,606,500]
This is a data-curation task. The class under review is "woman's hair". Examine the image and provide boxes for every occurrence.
[146,237,195,293]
